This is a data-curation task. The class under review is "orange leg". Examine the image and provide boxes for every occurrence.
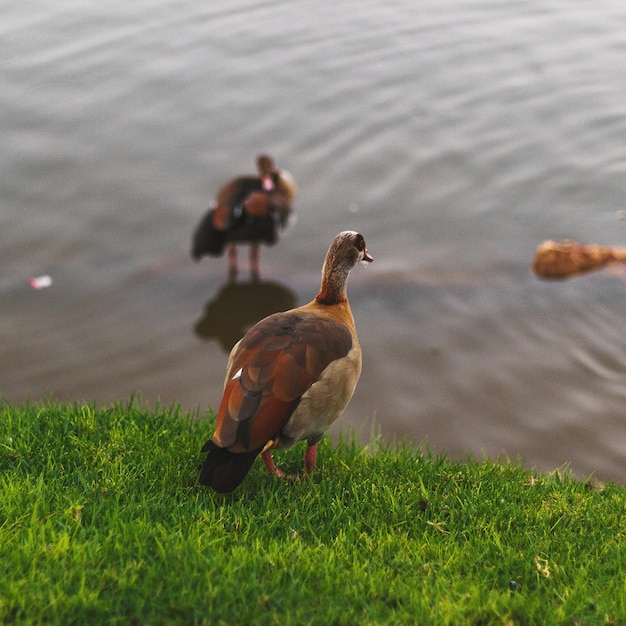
[303,443,317,475]
[250,243,260,279]
[228,244,238,277]
[261,449,285,477]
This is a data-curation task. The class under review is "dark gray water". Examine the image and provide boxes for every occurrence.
[2,0,626,480]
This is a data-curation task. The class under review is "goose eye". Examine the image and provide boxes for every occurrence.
[355,235,365,251]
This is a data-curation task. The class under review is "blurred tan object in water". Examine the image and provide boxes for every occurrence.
[531,240,626,279]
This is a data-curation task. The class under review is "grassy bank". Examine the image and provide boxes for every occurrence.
[0,401,624,625]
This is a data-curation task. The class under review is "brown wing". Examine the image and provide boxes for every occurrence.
[212,311,352,453]
[242,192,272,218]
[211,176,263,230]
[243,190,292,226]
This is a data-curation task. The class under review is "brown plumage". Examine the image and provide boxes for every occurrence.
[191,154,296,277]
[531,239,626,279]
[199,231,373,493]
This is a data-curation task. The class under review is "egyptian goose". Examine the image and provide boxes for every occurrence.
[191,154,296,277]
[199,231,373,493]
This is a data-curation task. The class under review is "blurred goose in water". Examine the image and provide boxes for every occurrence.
[191,154,296,278]
[199,230,373,493]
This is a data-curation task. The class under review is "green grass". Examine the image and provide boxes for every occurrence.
[0,401,624,625]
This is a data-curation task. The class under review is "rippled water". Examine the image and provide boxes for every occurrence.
[2,0,626,480]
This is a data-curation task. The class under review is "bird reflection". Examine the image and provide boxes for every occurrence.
[194,278,297,352]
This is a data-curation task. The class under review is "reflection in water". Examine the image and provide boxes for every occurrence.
[194,278,296,352]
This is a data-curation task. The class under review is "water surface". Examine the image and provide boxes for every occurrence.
[2,0,626,480]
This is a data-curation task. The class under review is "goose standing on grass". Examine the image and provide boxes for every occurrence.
[191,154,296,278]
[199,231,373,493]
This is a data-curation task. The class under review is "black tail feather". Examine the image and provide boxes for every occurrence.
[199,440,262,493]
[191,209,227,259]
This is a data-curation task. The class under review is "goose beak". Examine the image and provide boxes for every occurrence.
[363,248,373,263]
